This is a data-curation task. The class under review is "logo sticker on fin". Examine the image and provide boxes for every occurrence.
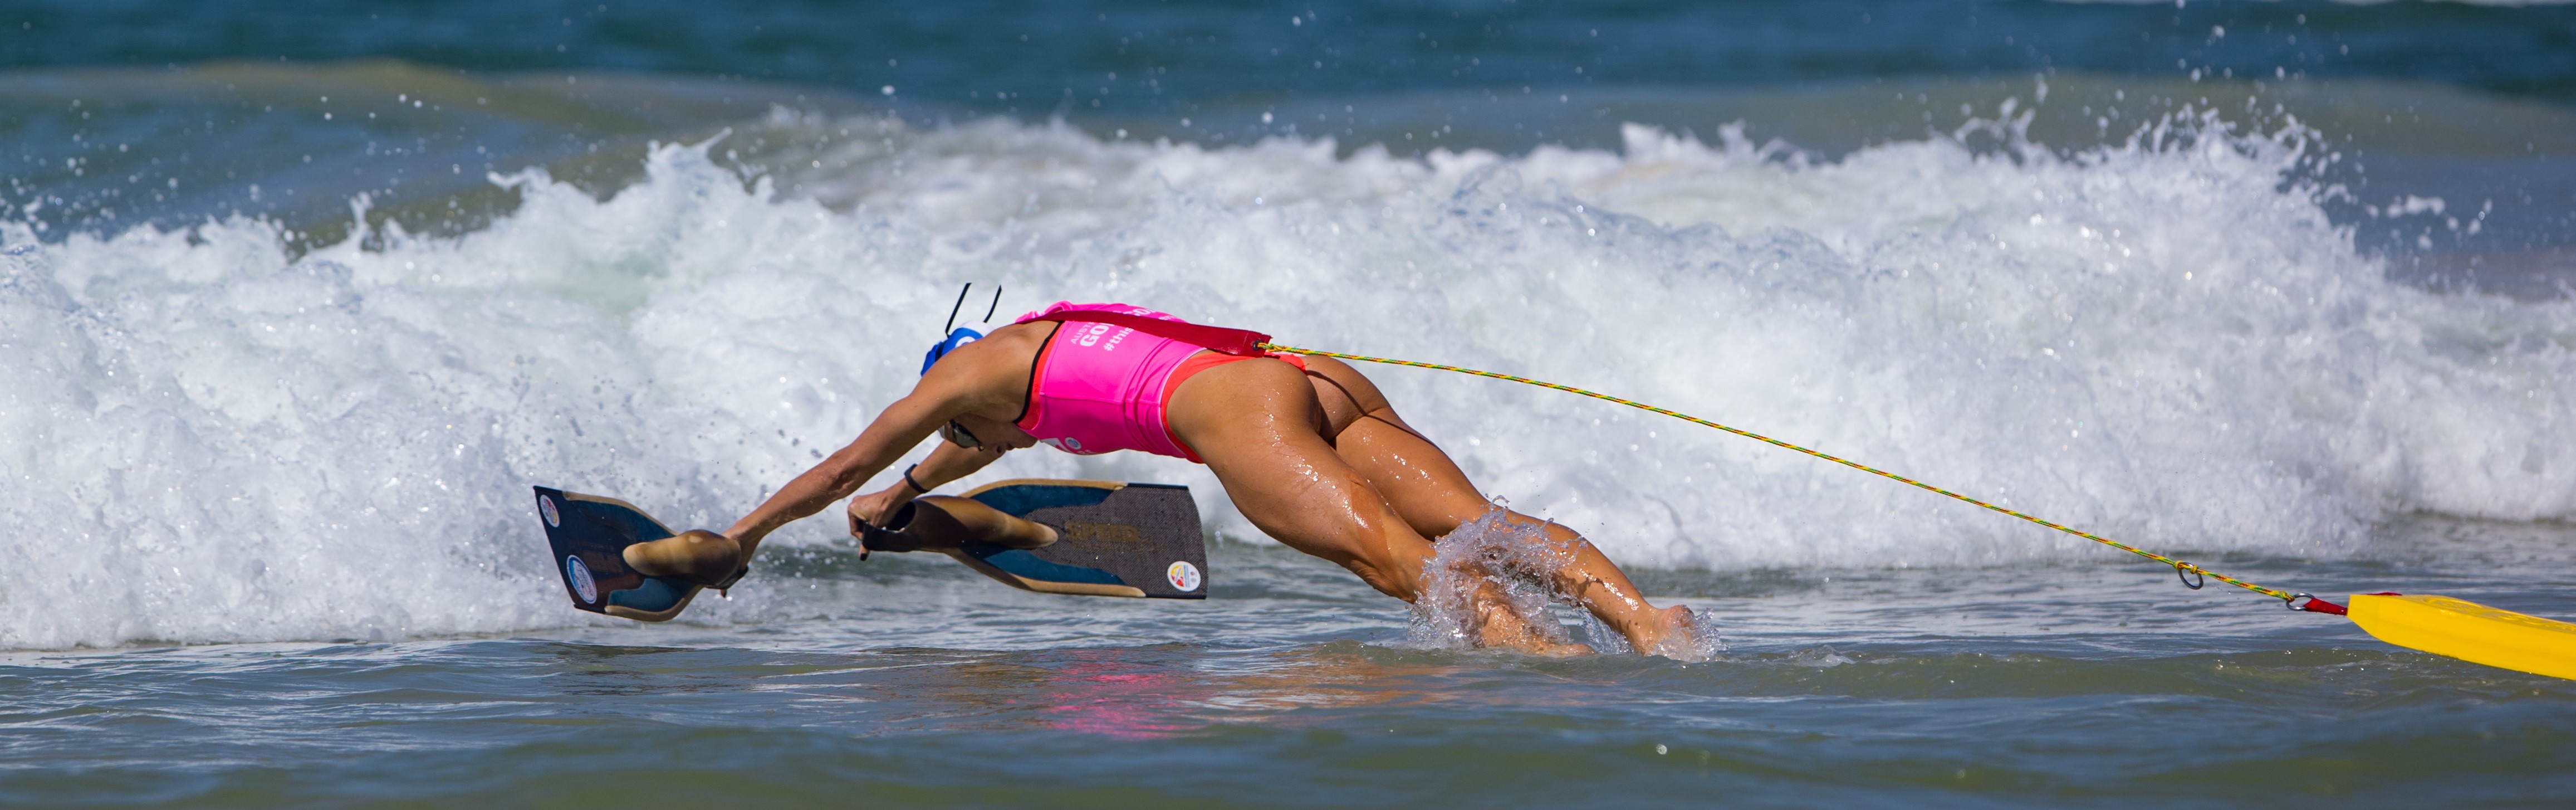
[1167,561,1202,592]
[540,495,561,528]
[566,555,598,603]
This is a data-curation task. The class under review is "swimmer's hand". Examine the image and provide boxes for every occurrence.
[621,530,747,589]
[846,483,915,547]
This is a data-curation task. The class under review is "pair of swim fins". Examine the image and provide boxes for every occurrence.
[532,479,1209,622]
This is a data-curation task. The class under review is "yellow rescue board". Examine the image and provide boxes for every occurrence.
[2348,593,2576,680]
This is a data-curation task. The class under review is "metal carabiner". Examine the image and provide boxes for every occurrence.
[2173,562,2205,591]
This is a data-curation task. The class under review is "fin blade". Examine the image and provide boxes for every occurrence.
[532,486,706,621]
[958,480,1207,599]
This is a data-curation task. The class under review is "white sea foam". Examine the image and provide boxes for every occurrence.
[2,106,2570,648]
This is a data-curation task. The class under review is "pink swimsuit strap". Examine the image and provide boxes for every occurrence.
[1011,302,1207,460]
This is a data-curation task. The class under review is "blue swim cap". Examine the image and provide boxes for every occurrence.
[920,326,983,375]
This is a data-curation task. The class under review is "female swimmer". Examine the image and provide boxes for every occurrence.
[635,302,1705,656]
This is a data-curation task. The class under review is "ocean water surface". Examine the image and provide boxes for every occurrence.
[4,1,2575,806]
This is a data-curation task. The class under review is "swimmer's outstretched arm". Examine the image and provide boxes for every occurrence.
[721,392,947,559]
[722,349,1008,558]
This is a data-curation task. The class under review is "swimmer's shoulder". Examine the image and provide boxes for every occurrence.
[982,319,1057,344]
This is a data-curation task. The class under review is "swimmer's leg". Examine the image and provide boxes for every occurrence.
[1169,357,1585,655]
[1299,357,1704,657]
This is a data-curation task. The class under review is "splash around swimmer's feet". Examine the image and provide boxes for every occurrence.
[1408,506,1724,662]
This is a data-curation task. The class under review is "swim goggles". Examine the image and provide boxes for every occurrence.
[939,419,982,449]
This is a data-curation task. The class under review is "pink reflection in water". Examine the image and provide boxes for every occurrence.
[1040,653,1202,739]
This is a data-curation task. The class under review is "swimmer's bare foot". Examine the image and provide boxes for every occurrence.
[1471,588,1595,657]
[623,530,745,585]
[1626,605,1712,660]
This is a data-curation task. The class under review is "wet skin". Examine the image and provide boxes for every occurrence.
[721,320,1698,656]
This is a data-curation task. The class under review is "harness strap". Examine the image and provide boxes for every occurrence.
[1024,311,1275,357]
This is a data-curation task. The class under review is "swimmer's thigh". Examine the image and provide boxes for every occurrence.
[1331,413,1496,541]
[1296,355,1495,540]
[1311,363,1579,546]
[1169,358,1433,598]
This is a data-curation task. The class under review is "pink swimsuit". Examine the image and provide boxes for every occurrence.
[1010,302,1302,462]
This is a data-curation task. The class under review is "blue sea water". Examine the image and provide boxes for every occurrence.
[4,1,2576,806]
